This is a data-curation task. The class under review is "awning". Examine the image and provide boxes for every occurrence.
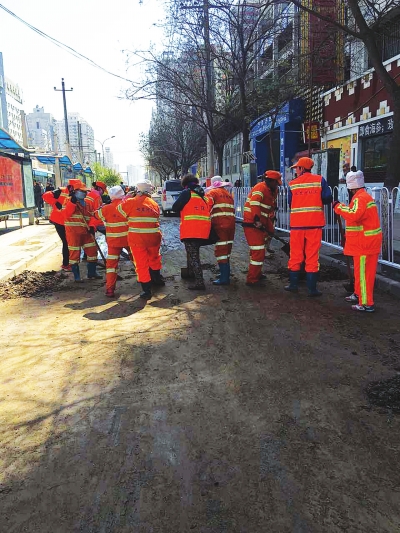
[84,166,93,174]
[0,128,28,153]
[36,155,72,166]
[33,169,54,177]
[73,162,83,171]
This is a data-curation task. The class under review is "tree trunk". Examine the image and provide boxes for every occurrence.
[242,123,250,153]
[216,147,224,176]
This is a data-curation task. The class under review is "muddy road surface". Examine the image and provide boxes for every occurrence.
[1,218,400,532]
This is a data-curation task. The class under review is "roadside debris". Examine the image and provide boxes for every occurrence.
[0,270,68,300]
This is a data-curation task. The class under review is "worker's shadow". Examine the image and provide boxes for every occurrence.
[83,297,146,321]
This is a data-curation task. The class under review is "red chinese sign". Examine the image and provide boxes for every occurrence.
[303,121,321,144]
[0,155,24,212]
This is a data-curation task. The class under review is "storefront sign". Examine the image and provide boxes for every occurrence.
[302,121,321,143]
[359,116,394,138]
[0,155,24,212]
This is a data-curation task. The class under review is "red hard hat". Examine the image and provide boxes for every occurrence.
[264,170,282,184]
[69,178,88,191]
[291,157,314,170]
[94,181,107,191]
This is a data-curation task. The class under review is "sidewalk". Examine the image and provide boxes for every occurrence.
[0,221,60,281]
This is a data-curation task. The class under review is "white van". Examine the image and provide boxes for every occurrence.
[161,180,183,215]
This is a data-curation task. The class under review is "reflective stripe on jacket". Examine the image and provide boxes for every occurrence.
[42,187,69,225]
[334,189,382,256]
[289,173,325,228]
[243,181,276,233]
[96,199,129,247]
[64,197,95,234]
[117,194,161,247]
[180,191,211,240]
[205,187,235,230]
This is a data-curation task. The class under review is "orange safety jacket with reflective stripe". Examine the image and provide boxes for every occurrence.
[289,173,325,228]
[243,181,276,233]
[64,197,95,234]
[180,191,211,240]
[117,194,161,247]
[96,199,129,247]
[42,187,69,225]
[334,189,382,256]
[205,187,235,230]
[87,189,102,211]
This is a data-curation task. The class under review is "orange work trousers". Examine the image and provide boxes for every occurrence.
[353,253,379,306]
[66,229,97,265]
[214,225,235,264]
[106,245,130,291]
[244,226,267,283]
[288,228,322,273]
[129,244,162,283]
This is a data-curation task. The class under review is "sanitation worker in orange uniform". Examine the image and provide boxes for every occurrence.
[205,175,235,285]
[63,179,101,282]
[333,170,382,312]
[43,185,71,270]
[285,157,332,296]
[243,170,282,286]
[118,180,163,300]
[172,174,211,291]
[95,185,130,298]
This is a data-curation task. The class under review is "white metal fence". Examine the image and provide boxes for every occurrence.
[233,186,400,270]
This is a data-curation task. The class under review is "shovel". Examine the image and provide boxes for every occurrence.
[272,234,290,256]
[336,215,355,293]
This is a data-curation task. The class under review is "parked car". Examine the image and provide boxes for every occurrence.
[161,180,183,215]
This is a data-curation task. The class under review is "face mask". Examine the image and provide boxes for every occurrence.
[75,190,87,200]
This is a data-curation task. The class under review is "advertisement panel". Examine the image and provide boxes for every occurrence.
[22,161,35,208]
[0,155,24,213]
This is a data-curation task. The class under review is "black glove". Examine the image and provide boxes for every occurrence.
[333,200,340,209]
[55,201,62,210]
[53,188,62,199]
[88,226,95,235]
[271,216,277,222]
[70,192,77,204]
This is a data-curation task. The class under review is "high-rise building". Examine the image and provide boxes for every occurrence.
[5,77,24,145]
[127,164,143,185]
[26,105,57,152]
[104,146,114,168]
[56,112,95,164]
[0,53,8,131]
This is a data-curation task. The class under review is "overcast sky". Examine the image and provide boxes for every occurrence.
[1,0,165,172]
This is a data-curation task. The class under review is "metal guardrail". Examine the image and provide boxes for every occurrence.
[233,186,400,270]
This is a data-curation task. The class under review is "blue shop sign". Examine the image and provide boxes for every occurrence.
[359,116,393,138]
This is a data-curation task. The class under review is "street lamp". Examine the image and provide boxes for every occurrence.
[95,136,115,166]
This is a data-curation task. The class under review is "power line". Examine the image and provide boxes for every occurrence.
[0,3,135,84]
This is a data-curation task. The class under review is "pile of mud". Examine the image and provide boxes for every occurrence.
[275,264,348,282]
[365,375,400,412]
[0,270,68,300]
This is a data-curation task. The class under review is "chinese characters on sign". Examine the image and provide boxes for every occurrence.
[358,116,394,138]
[302,121,321,144]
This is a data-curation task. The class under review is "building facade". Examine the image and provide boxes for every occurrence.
[56,112,95,165]
[0,53,8,131]
[26,106,57,152]
[5,77,24,145]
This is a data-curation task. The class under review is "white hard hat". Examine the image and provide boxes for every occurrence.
[346,170,365,190]
[211,175,222,185]
[136,180,153,194]
[109,185,125,199]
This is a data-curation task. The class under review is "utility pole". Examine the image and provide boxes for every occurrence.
[77,121,84,165]
[54,78,73,161]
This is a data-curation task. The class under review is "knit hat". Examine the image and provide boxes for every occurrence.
[346,170,365,190]
[109,185,125,199]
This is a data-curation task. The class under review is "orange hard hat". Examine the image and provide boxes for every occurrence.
[93,181,107,192]
[264,170,282,185]
[291,157,314,170]
[68,178,88,191]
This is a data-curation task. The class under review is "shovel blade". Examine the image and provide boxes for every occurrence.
[281,243,290,256]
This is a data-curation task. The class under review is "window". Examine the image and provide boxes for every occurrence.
[362,133,392,183]
[36,122,40,129]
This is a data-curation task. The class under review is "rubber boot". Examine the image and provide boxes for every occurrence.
[213,263,230,285]
[284,270,299,292]
[306,272,322,297]
[71,263,82,283]
[139,282,152,300]
[105,285,116,297]
[150,268,166,286]
[87,262,102,279]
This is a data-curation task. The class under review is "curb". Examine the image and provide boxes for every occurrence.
[0,239,59,283]
[319,252,400,299]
